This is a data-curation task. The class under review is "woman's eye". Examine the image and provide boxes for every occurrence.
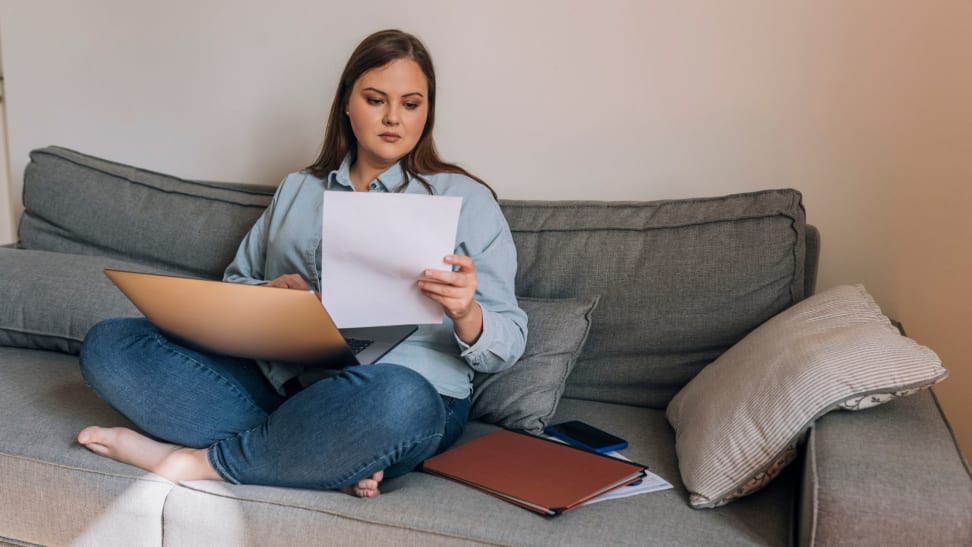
[404,102,420,110]
[366,97,383,106]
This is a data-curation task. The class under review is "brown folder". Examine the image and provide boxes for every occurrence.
[421,429,647,516]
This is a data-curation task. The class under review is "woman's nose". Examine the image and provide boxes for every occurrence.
[383,105,400,126]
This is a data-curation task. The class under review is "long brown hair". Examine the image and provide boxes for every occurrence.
[306,29,495,198]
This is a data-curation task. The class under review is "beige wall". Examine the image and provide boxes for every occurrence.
[888,2,972,453]
[0,114,11,245]
[0,36,12,245]
[893,180,972,460]
[0,1,967,453]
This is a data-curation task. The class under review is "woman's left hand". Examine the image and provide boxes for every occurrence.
[418,254,483,344]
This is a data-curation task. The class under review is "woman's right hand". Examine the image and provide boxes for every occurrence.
[265,274,311,290]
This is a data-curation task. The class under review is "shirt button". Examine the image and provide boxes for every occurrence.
[370,183,378,191]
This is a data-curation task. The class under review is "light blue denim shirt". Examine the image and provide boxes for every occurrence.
[224,156,528,398]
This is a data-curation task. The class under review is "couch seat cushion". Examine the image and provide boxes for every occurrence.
[0,349,796,546]
[0,348,173,546]
[162,398,797,546]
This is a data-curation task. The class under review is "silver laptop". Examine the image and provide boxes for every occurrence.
[104,269,416,369]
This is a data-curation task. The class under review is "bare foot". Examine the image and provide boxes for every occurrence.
[341,470,384,498]
[77,426,220,483]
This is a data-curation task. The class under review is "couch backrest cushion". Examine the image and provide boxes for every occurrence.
[19,148,813,408]
[501,190,808,408]
[19,147,274,279]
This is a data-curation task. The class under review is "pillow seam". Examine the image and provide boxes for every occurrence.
[0,326,84,343]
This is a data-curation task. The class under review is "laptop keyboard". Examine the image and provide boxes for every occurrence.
[344,337,374,355]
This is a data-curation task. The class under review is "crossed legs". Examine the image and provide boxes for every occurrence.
[78,318,457,496]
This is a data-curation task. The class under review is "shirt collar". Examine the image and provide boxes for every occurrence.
[327,154,411,193]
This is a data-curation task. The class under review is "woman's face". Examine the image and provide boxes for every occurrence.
[347,58,429,169]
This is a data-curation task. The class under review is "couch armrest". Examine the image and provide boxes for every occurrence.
[798,389,971,546]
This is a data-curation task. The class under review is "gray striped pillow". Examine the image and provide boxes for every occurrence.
[665,284,947,509]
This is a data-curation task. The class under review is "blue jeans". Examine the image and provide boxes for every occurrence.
[79,318,470,490]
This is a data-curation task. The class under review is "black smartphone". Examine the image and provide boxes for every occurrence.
[544,420,628,453]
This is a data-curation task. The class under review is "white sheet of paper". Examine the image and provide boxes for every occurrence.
[582,456,673,505]
[321,191,462,328]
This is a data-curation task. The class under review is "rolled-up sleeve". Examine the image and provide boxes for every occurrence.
[454,191,528,373]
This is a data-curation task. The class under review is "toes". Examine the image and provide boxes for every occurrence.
[77,426,105,446]
[339,470,387,498]
[357,470,384,497]
[340,481,377,498]
[82,442,111,457]
[78,426,120,453]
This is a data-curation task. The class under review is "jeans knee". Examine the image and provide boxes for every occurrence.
[79,317,153,387]
[358,364,445,434]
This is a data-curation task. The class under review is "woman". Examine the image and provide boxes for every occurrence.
[76,29,527,498]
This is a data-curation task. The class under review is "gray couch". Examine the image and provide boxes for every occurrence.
[1,147,969,546]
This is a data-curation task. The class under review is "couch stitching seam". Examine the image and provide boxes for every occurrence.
[172,483,510,546]
[0,450,174,485]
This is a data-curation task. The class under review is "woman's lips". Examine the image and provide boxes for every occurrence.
[379,133,401,142]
